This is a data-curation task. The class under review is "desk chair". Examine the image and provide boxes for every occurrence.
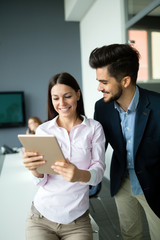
[89,182,102,213]
[89,181,121,239]
[90,215,99,240]
[89,183,102,198]
[89,183,102,240]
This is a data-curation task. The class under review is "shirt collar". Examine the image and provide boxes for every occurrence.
[47,115,89,129]
[114,86,139,113]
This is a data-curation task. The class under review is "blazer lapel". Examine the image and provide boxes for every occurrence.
[134,89,151,157]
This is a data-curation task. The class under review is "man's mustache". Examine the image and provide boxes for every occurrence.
[101,90,109,94]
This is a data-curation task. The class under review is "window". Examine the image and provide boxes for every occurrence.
[151,31,160,79]
[128,30,148,81]
[125,0,160,82]
[128,29,160,82]
[127,0,153,20]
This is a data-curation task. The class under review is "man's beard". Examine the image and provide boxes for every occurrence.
[102,86,123,103]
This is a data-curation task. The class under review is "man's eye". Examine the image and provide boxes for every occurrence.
[102,81,107,85]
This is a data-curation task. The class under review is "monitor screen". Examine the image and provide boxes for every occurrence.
[0,91,26,128]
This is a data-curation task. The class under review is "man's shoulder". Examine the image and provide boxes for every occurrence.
[95,98,113,109]
[95,97,105,104]
[139,86,160,99]
[138,86,160,108]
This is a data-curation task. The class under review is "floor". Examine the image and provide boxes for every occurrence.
[89,177,151,240]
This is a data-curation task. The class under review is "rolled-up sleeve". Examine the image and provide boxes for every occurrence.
[32,173,48,186]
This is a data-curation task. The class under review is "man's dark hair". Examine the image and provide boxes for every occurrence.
[89,44,140,84]
[47,72,85,121]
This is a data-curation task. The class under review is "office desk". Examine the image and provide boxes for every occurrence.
[0,153,99,240]
[0,153,5,175]
[0,153,37,240]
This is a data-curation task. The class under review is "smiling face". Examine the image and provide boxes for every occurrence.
[51,84,80,119]
[96,67,123,103]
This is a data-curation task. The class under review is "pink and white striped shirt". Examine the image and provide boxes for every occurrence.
[33,116,106,224]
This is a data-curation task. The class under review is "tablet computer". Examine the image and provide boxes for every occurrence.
[18,135,65,175]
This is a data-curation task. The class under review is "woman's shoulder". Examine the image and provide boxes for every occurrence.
[84,117,105,137]
[84,117,103,128]
[38,120,51,129]
[36,118,57,134]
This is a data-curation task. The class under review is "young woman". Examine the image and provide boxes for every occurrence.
[26,116,42,134]
[23,72,106,240]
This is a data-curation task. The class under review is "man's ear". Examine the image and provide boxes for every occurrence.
[121,76,131,88]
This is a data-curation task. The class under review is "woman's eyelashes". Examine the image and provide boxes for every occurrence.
[65,95,72,99]
[52,95,72,101]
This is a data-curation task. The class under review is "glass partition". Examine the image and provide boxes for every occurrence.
[127,0,153,20]
[151,31,160,79]
[125,0,160,82]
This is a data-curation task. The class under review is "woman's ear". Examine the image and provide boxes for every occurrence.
[77,89,81,101]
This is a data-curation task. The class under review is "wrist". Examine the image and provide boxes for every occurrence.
[79,170,91,183]
[31,170,44,178]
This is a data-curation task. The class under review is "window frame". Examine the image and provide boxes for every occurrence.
[124,0,160,82]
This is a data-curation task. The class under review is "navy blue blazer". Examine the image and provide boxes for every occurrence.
[94,86,160,218]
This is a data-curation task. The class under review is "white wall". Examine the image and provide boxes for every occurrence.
[0,0,82,148]
[64,0,96,21]
[81,0,125,179]
[65,0,126,179]
[80,0,125,118]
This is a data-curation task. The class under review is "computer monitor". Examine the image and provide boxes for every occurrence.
[0,91,26,128]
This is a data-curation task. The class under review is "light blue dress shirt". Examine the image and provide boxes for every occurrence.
[114,87,143,195]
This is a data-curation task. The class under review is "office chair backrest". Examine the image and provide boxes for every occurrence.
[89,182,102,198]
